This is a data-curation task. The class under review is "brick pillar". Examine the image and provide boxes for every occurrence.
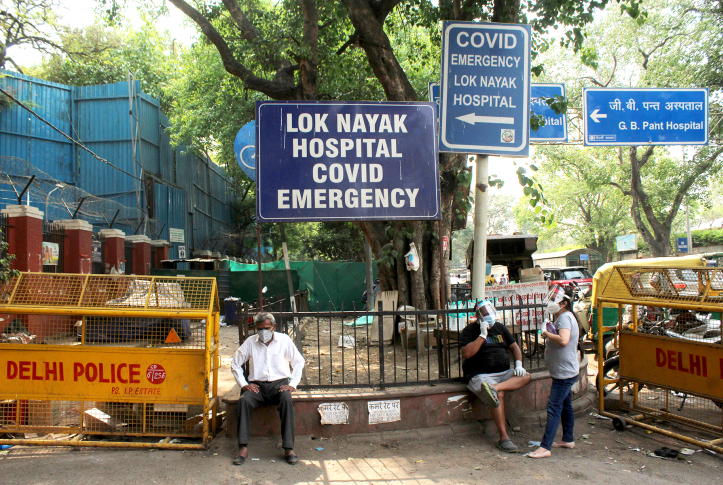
[100,229,125,274]
[151,240,170,268]
[126,235,152,275]
[58,219,93,274]
[1,205,44,272]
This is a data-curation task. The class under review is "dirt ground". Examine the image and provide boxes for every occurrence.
[3,410,722,485]
[3,327,723,484]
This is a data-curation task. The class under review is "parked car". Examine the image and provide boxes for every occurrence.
[543,266,594,289]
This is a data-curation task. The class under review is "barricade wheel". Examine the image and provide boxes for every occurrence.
[612,417,626,432]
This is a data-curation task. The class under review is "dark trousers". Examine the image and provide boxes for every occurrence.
[236,378,295,449]
[540,376,577,450]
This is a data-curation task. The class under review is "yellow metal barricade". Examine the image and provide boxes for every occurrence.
[596,266,723,453]
[0,273,220,449]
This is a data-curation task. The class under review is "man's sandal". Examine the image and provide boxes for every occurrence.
[497,439,518,453]
[478,383,500,408]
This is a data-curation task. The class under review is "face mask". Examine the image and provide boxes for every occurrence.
[258,329,273,343]
[546,302,561,314]
[482,315,495,326]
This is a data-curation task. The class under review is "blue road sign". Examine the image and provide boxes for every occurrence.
[429,81,440,123]
[583,88,708,146]
[439,21,531,156]
[530,84,567,142]
[234,121,256,180]
[677,237,689,253]
[255,101,440,223]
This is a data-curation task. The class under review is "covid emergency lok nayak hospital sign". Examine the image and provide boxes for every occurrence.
[255,102,440,222]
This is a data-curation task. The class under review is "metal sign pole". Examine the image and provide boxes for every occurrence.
[257,225,263,311]
[472,154,488,300]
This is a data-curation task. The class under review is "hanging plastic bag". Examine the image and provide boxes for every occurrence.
[405,243,420,271]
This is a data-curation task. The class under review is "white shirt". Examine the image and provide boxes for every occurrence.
[231,332,305,389]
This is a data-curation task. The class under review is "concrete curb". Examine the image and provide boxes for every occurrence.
[312,391,597,444]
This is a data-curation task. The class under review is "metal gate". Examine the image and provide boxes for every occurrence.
[596,266,723,453]
[0,273,220,449]
[125,240,135,275]
[42,221,65,273]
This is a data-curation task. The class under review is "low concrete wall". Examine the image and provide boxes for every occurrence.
[223,356,589,438]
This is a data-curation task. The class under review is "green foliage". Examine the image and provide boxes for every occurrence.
[0,0,65,71]
[674,228,723,249]
[305,222,366,261]
[0,234,19,299]
[516,146,634,259]
[27,21,177,110]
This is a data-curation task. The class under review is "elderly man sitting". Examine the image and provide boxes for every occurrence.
[230,312,305,465]
[460,301,532,452]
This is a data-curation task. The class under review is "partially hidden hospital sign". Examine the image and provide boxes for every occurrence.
[255,101,440,222]
[530,84,567,142]
[439,21,531,156]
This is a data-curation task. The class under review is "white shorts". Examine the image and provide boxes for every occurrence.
[467,369,515,396]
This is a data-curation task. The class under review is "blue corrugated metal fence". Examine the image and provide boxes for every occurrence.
[0,70,234,255]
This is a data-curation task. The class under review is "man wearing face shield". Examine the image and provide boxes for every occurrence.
[460,300,532,452]
[230,312,305,465]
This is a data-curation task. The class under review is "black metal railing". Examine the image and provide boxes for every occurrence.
[42,221,65,273]
[239,295,548,390]
[124,240,134,275]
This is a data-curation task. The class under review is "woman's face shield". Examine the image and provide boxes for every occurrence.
[543,285,568,306]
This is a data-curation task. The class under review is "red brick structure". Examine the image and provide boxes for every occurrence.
[58,219,93,274]
[0,205,44,272]
[151,239,170,268]
[126,235,152,275]
[99,228,125,274]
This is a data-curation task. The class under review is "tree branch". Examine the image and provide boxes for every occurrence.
[607,181,631,196]
[6,57,23,74]
[337,0,401,56]
[342,0,416,101]
[168,0,296,100]
[221,0,261,41]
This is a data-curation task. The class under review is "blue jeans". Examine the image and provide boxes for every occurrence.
[540,376,577,450]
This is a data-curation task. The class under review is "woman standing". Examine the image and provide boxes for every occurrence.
[528,285,580,459]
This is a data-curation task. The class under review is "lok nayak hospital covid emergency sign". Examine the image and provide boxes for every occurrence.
[255,101,440,223]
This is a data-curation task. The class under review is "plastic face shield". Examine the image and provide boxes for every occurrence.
[544,285,568,306]
[475,300,498,322]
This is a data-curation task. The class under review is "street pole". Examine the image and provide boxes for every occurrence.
[681,149,693,255]
[472,154,488,300]
[686,196,693,254]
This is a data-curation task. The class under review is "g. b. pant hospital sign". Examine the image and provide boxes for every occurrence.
[255,102,440,222]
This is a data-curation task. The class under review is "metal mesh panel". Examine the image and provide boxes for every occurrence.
[0,272,219,448]
[613,267,723,306]
[82,317,206,349]
[0,400,204,437]
[0,274,216,311]
[619,383,723,436]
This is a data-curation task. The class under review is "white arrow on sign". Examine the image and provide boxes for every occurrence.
[589,109,607,123]
[456,113,514,125]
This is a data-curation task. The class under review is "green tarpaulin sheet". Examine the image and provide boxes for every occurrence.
[230,261,377,311]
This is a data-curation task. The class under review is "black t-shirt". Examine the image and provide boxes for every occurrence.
[459,322,516,379]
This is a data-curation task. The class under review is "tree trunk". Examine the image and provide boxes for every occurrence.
[409,221,427,310]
